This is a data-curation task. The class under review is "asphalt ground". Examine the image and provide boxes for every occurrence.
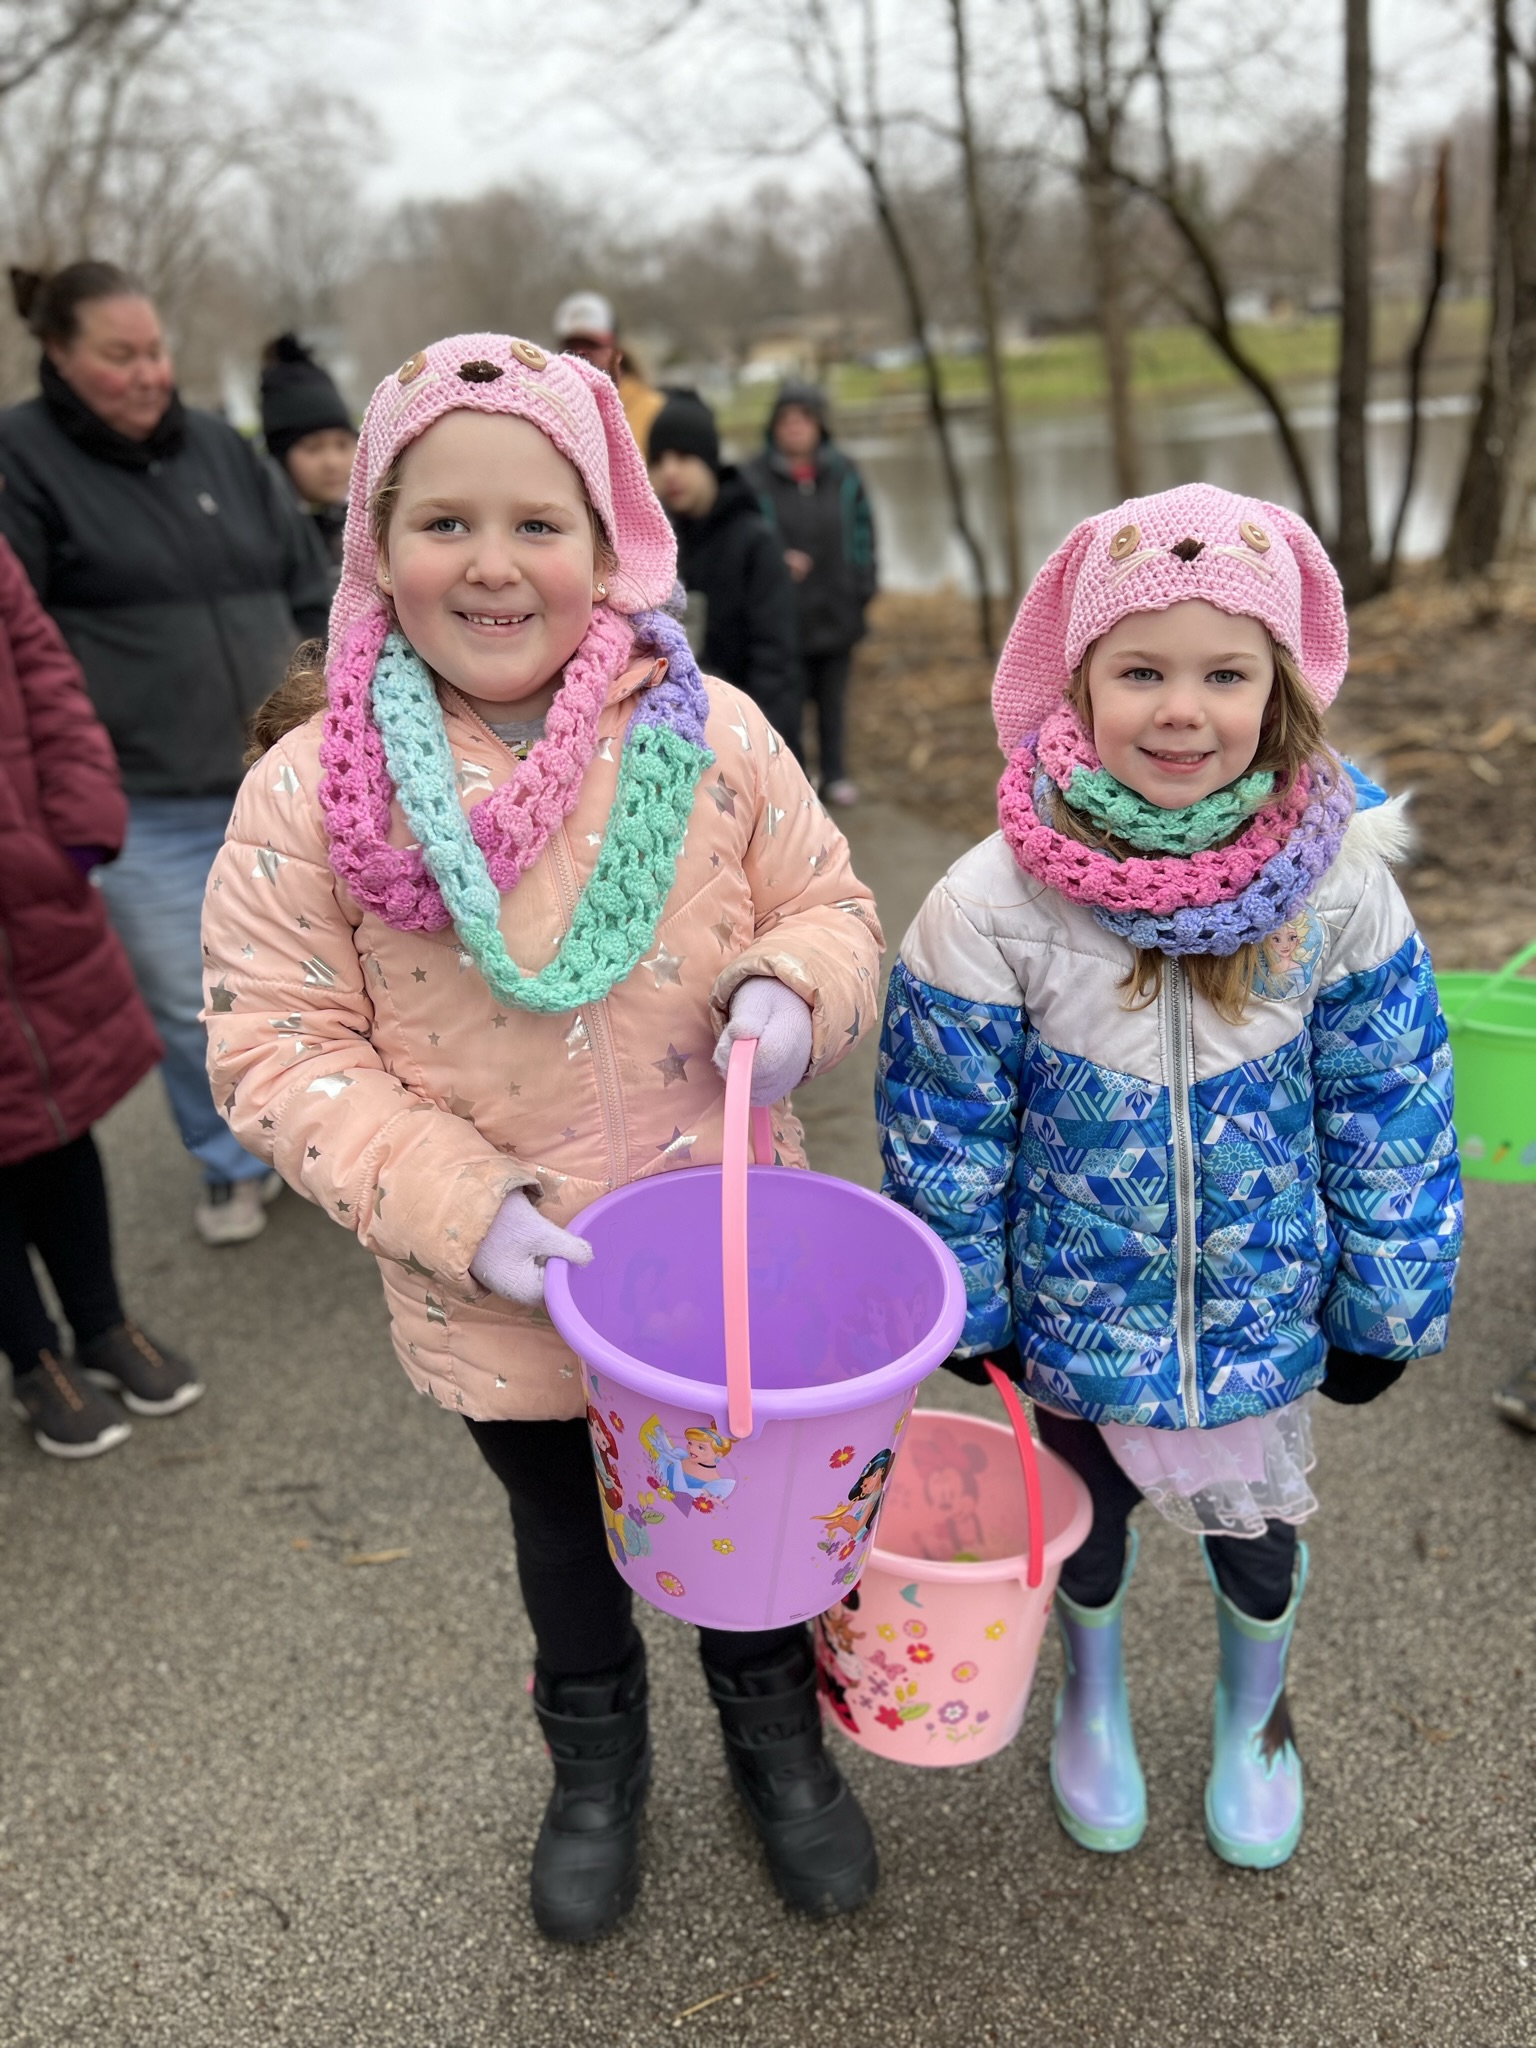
[2,800,1533,2048]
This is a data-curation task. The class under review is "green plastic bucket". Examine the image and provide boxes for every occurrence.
[1439,939,1536,1183]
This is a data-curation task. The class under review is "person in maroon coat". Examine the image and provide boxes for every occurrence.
[0,535,202,1455]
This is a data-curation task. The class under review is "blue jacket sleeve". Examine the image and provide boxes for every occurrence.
[876,958,1025,1358]
[1310,929,1461,1360]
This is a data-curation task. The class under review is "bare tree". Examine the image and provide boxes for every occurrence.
[948,0,1023,606]
[1334,0,1374,603]
[792,0,998,650]
[1384,141,1451,585]
[1446,0,1536,578]
[1032,0,1142,499]
[0,0,192,102]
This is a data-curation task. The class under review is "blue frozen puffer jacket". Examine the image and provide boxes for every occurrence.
[876,784,1462,1429]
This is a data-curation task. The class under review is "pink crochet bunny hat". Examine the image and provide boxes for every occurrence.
[329,332,677,646]
[991,482,1348,753]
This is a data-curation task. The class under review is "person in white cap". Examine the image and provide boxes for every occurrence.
[553,291,664,453]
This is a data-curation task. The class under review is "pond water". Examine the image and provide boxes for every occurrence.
[840,386,1477,593]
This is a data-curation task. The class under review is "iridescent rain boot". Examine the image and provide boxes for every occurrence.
[1203,1540,1308,1869]
[1050,1531,1147,1853]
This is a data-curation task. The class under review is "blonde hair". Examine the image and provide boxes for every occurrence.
[1057,636,1332,1025]
[243,446,619,764]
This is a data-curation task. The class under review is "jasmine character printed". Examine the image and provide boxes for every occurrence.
[814,1447,894,1585]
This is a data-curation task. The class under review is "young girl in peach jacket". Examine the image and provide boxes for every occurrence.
[201,335,882,1942]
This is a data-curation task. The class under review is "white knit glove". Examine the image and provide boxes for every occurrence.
[712,977,815,1106]
[469,1189,593,1307]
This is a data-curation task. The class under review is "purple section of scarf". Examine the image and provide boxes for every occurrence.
[1083,758,1355,956]
[630,608,711,748]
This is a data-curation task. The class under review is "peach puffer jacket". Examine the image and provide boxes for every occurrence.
[201,659,882,1421]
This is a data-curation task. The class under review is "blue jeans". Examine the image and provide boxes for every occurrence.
[98,795,268,1186]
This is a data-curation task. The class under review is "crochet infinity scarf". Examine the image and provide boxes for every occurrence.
[1041,708,1275,855]
[318,604,713,1010]
[999,704,1354,958]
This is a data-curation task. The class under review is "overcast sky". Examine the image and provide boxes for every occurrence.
[292,0,1488,224]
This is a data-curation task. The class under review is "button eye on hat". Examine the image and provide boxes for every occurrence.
[1239,520,1272,553]
[510,340,548,370]
[1109,523,1140,560]
[396,350,427,386]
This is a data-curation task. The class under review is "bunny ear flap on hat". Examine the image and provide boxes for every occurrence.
[556,351,677,616]
[1255,500,1349,706]
[991,515,1100,753]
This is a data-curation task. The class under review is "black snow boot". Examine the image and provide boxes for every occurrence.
[702,1630,878,1917]
[529,1634,651,1942]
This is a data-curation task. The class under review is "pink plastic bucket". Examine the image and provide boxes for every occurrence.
[816,1364,1092,1766]
[543,1039,967,1631]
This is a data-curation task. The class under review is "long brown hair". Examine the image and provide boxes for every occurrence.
[1055,636,1332,1024]
[243,448,619,764]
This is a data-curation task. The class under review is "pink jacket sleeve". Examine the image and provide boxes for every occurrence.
[705,686,884,1073]
[200,731,534,1300]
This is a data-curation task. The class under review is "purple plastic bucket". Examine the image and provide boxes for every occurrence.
[544,1044,966,1630]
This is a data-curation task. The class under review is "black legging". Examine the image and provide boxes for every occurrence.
[464,1415,807,1680]
[0,1132,124,1378]
[1036,1408,1299,1622]
[802,650,852,786]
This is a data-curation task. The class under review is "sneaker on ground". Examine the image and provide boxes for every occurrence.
[79,1322,204,1417]
[12,1350,132,1459]
[195,1169,283,1246]
[822,779,860,808]
[1492,1361,1536,1432]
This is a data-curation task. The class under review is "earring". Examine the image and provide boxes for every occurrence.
[379,569,392,588]
[594,581,608,601]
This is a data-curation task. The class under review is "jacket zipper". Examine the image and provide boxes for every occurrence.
[1160,960,1202,1426]
[442,685,647,1196]
[547,823,627,1192]
[1,927,68,1144]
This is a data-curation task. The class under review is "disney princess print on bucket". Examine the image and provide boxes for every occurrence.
[588,1402,664,1563]
[814,1447,895,1587]
[815,1587,868,1734]
[638,1415,736,1515]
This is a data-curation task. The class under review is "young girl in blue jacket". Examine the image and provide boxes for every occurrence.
[878,484,1461,1869]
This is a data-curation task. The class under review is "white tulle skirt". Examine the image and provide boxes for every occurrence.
[1097,1393,1319,1538]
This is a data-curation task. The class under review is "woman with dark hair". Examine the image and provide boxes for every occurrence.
[0,263,333,1245]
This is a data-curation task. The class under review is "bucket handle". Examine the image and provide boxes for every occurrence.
[983,1359,1044,1592]
[722,1036,775,1442]
[1452,937,1536,1025]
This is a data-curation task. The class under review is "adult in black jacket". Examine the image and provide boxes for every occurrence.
[647,389,801,746]
[744,379,877,807]
[0,263,332,1247]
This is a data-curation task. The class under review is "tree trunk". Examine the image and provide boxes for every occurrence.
[864,152,997,652]
[1446,0,1536,579]
[948,0,1024,607]
[1085,148,1140,498]
[1384,142,1450,585]
[1335,0,1375,602]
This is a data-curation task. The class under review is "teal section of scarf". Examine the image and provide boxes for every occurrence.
[1059,763,1276,854]
[370,633,709,1013]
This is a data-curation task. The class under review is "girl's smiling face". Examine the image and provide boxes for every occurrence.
[1084,600,1274,808]
[380,410,599,726]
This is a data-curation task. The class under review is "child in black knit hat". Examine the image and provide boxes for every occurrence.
[648,387,802,749]
[259,334,356,568]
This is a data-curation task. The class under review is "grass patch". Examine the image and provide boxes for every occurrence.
[716,299,1488,435]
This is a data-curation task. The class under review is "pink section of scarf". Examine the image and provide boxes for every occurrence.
[997,703,1313,914]
[316,601,635,931]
